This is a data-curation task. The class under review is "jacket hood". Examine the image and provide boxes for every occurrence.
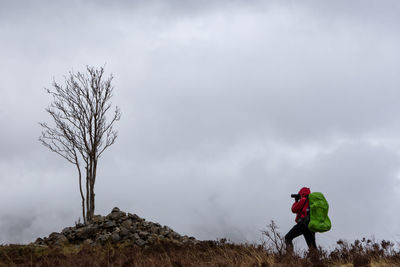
[298,187,311,197]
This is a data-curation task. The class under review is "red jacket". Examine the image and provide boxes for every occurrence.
[291,187,310,223]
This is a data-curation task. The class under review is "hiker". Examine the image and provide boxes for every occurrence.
[285,187,316,252]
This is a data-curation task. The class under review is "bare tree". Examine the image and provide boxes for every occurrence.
[261,220,286,256]
[39,66,121,224]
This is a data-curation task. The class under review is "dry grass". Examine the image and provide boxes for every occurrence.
[1,239,400,267]
[0,241,275,267]
[1,222,399,266]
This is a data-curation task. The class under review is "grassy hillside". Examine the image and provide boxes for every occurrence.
[2,218,399,266]
[1,238,400,267]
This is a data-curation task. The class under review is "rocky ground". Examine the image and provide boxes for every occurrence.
[33,207,197,247]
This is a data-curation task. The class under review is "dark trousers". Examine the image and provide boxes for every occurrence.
[285,222,316,250]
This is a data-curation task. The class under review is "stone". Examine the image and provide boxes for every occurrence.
[92,215,104,223]
[163,226,173,232]
[171,232,181,239]
[128,213,140,220]
[135,238,147,246]
[171,239,181,245]
[103,221,116,228]
[48,232,58,239]
[112,207,120,213]
[120,227,129,237]
[34,237,44,245]
[132,233,140,240]
[111,233,121,243]
[96,233,111,244]
[139,231,149,239]
[75,223,85,228]
[148,234,159,243]
[61,228,75,240]
[149,225,158,233]
[107,207,127,221]
[108,211,124,221]
[49,233,68,246]
[61,227,73,234]
[130,224,138,232]
[75,225,97,240]
[121,219,132,228]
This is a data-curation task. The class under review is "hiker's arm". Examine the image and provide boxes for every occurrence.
[291,197,306,213]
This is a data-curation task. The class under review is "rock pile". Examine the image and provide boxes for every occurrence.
[34,207,197,247]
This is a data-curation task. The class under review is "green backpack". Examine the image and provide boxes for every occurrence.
[307,192,331,233]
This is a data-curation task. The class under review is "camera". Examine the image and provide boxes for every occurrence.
[291,194,300,201]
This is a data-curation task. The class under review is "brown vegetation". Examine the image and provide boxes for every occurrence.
[1,238,400,267]
[2,220,398,266]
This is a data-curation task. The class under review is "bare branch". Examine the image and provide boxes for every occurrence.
[39,66,121,223]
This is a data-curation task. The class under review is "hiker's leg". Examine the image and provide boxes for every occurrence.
[303,227,317,249]
[303,230,319,263]
[285,223,303,251]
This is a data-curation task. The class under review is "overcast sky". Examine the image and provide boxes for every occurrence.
[1,0,400,250]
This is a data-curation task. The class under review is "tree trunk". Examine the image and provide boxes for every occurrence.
[84,156,97,223]
[89,158,97,221]
[76,161,86,224]
[86,163,90,223]
[90,182,95,220]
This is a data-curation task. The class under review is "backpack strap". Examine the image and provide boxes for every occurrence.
[299,196,310,225]
[300,196,309,213]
